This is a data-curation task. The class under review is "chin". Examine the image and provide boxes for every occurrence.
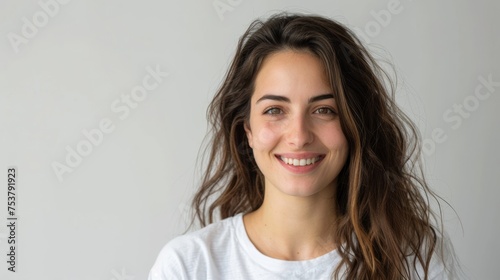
[275,180,333,198]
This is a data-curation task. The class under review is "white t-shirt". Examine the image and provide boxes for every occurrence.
[148,213,452,280]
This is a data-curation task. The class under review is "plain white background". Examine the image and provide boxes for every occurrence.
[0,0,498,279]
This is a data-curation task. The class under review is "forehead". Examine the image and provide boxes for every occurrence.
[252,50,332,100]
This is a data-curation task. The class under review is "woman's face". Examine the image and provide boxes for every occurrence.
[245,50,349,198]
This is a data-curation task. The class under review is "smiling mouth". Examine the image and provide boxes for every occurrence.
[278,155,325,166]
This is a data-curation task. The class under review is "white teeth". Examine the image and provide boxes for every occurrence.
[280,156,321,166]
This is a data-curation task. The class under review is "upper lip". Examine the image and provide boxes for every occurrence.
[275,152,325,159]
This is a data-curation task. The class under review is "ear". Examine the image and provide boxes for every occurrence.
[243,121,253,148]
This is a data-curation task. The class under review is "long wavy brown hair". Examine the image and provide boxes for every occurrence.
[192,13,447,279]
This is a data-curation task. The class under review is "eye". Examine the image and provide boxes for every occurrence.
[314,107,336,115]
[264,107,283,115]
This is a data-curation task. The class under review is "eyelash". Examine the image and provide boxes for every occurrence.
[314,107,336,115]
[263,107,336,115]
[264,107,283,115]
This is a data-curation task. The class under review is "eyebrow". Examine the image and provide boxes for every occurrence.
[256,93,334,104]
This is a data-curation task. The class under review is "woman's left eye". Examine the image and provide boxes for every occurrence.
[314,107,335,115]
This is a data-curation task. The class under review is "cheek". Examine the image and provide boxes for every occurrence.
[252,123,281,150]
[321,125,349,151]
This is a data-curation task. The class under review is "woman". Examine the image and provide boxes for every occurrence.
[149,13,456,279]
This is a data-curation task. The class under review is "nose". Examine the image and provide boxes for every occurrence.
[286,114,314,148]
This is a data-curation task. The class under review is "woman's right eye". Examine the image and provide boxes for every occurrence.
[264,107,283,115]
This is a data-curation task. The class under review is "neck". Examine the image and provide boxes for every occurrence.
[243,182,337,260]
